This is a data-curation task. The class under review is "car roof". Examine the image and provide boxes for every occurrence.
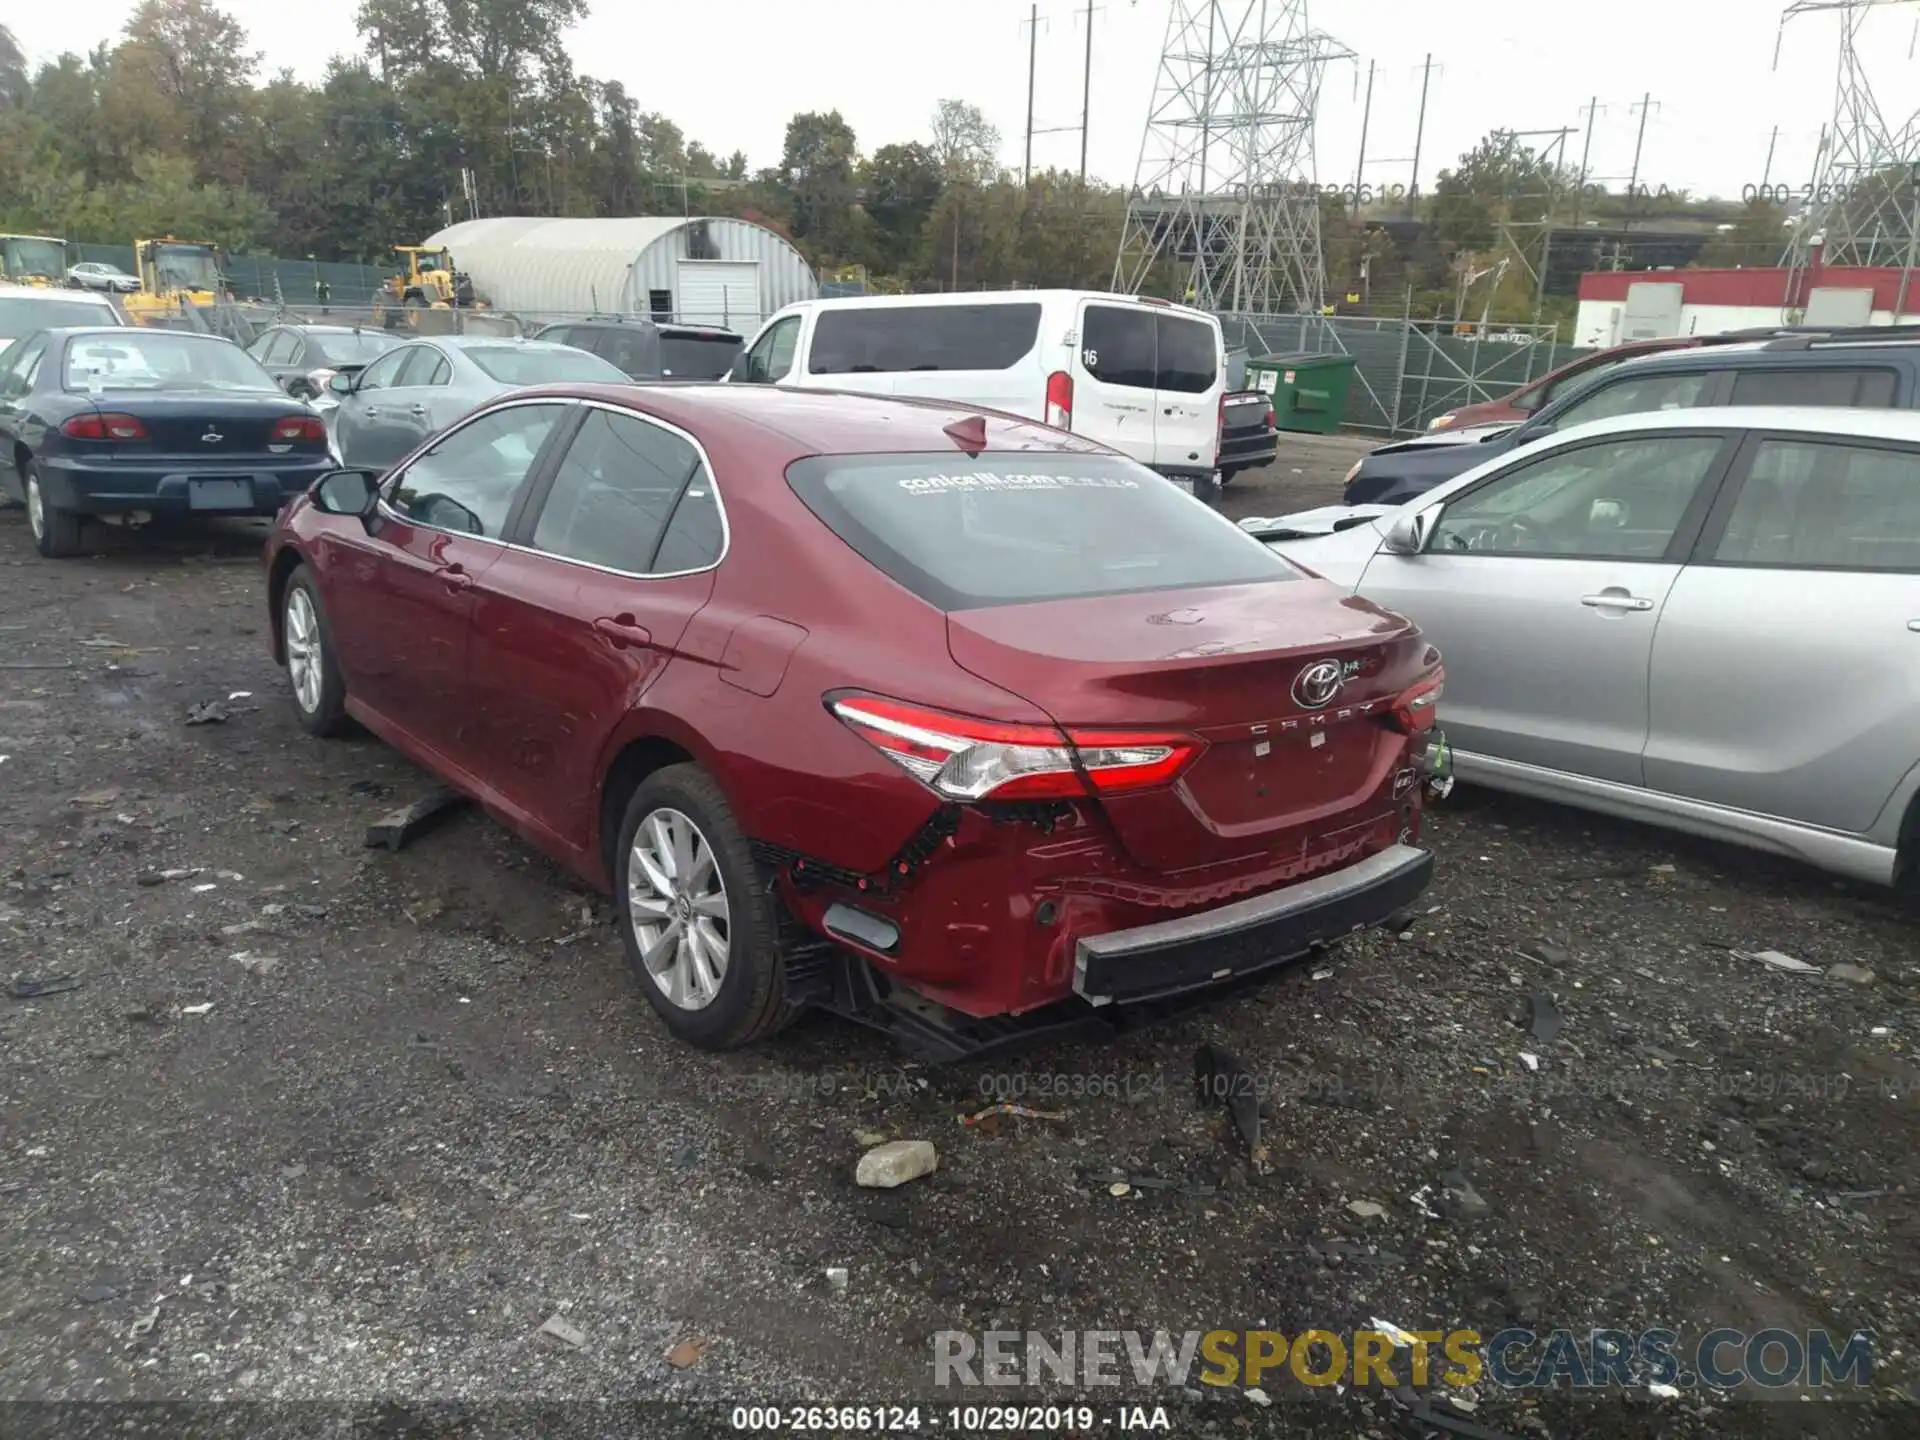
[277,323,385,335]
[436,335,583,352]
[1584,333,1920,381]
[780,288,1219,325]
[44,325,226,340]
[1549,403,1920,447]
[504,381,1102,457]
[0,284,118,303]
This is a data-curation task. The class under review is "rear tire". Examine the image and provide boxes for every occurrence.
[1192,471,1222,506]
[614,763,798,1049]
[24,462,83,558]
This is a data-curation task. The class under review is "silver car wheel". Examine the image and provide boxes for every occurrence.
[26,474,45,541]
[284,587,323,715]
[628,807,730,1011]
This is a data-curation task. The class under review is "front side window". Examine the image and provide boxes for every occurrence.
[807,304,1041,375]
[786,452,1298,611]
[387,404,564,539]
[744,316,799,382]
[1429,434,1727,561]
[1,335,48,396]
[395,347,449,387]
[1546,370,1715,431]
[529,409,705,572]
[1713,438,1920,572]
[354,348,413,391]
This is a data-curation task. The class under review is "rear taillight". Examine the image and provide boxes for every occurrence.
[830,694,1202,801]
[1388,672,1444,734]
[1216,393,1228,465]
[271,415,326,443]
[1263,404,1276,430]
[62,412,147,440]
[1044,370,1073,430]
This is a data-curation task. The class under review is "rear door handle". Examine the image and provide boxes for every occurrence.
[593,615,652,649]
[1909,619,1920,632]
[436,563,472,592]
[408,404,429,416]
[1580,593,1654,612]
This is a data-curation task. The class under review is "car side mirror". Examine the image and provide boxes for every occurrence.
[311,469,379,522]
[726,353,753,383]
[328,371,354,395]
[1381,510,1430,555]
[1511,387,1543,413]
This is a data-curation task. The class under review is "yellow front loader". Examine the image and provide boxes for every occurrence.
[0,233,68,287]
[123,238,231,326]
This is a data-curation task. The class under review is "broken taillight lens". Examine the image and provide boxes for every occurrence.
[1388,672,1444,733]
[829,694,1202,801]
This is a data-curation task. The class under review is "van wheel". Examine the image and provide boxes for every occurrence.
[614,764,799,1049]
[1192,472,1222,506]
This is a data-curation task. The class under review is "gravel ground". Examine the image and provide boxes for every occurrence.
[1,440,1915,1440]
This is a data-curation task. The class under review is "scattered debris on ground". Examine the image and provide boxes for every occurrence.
[364,789,471,851]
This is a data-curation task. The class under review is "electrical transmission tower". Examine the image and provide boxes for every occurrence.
[1114,0,1352,315]
[1777,0,1920,283]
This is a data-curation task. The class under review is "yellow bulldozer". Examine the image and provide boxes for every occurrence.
[123,238,231,326]
[0,233,69,287]
[370,246,485,330]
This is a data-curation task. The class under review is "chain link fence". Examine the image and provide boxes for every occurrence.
[1218,311,1598,435]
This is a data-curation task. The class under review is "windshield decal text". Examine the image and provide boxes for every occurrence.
[898,471,1141,494]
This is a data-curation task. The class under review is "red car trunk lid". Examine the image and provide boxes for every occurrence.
[946,580,1428,874]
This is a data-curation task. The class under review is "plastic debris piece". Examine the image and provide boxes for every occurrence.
[961,1103,1066,1126]
[1737,949,1822,975]
[538,1314,586,1348]
[855,1139,937,1188]
[365,789,471,851]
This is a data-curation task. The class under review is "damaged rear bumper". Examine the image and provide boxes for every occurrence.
[1072,841,1434,1006]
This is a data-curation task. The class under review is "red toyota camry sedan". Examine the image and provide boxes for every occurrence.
[264,383,1446,1059]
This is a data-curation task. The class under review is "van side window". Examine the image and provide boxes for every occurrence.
[1156,314,1218,393]
[1080,305,1157,390]
[808,304,1041,375]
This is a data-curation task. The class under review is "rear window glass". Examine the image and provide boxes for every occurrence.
[786,452,1298,611]
[64,332,278,392]
[466,346,629,385]
[1157,314,1219,393]
[808,304,1041,375]
[662,333,742,380]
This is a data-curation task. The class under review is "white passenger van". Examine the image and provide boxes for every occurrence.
[726,290,1231,500]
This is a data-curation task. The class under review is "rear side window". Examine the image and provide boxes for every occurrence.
[662,334,742,380]
[808,304,1041,375]
[1728,367,1898,408]
[1156,314,1218,393]
[1081,304,1156,390]
[786,452,1298,611]
[1713,437,1920,571]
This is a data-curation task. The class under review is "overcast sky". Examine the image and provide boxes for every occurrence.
[12,0,1919,201]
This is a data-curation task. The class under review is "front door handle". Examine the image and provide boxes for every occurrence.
[593,614,652,650]
[362,406,380,418]
[1581,592,1654,612]
[408,404,429,417]
[1909,619,1920,633]
[437,563,472,593]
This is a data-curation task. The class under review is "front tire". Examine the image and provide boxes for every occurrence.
[614,763,796,1049]
[24,462,83,558]
[282,564,348,737]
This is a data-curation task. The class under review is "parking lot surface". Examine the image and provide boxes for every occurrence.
[0,437,1913,1438]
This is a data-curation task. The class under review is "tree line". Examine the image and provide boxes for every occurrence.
[0,0,1840,324]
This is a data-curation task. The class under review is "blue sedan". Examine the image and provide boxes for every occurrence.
[0,327,334,557]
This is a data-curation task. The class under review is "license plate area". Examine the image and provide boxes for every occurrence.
[188,478,254,510]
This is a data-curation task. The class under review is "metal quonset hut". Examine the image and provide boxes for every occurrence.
[422,216,817,334]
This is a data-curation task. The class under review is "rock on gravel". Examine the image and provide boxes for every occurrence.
[856,1139,937,1188]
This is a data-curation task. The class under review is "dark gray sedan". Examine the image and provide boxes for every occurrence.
[328,335,629,472]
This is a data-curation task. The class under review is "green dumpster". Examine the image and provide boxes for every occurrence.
[1242,352,1357,434]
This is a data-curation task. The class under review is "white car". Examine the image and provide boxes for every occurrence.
[727,290,1231,501]
[1246,405,1920,897]
[0,284,126,349]
[66,261,141,294]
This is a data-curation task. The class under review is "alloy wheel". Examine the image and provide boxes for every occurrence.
[284,587,323,715]
[627,807,731,1011]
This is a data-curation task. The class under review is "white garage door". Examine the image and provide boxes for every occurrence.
[676,260,761,332]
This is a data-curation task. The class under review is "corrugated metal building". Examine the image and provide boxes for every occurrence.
[423,216,817,333]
